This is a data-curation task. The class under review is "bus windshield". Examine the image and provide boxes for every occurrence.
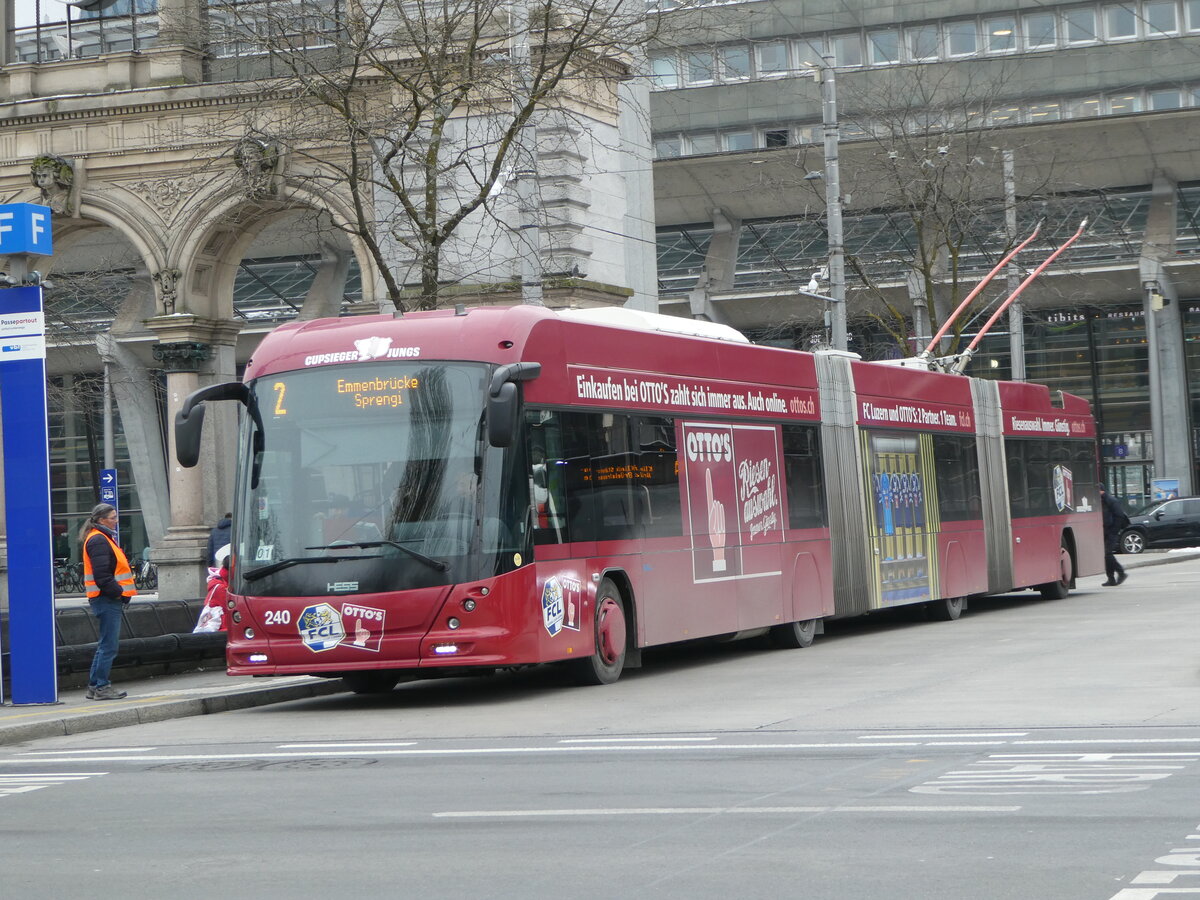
[233,361,522,597]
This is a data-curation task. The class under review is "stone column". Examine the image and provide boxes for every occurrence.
[145,319,215,600]
[146,0,205,84]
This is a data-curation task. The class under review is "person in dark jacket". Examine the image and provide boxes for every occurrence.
[207,513,232,566]
[79,503,137,700]
[1100,484,1129,586]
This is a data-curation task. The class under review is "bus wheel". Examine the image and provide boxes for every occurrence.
[928,596,964,621]
[342,671,401,695]
[569,579,627,686]
[1038,540,1073,600]
[769,618,817,649]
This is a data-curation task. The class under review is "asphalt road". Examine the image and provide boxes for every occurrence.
[3,563,1198,899]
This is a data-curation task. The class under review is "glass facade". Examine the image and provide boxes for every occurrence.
[48,373,155,567]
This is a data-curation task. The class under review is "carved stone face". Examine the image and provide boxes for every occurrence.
[33,167,58,188]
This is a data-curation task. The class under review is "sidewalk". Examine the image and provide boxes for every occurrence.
[1,547,1194,747]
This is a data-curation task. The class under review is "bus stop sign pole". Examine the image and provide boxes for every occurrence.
[0,203,58,705]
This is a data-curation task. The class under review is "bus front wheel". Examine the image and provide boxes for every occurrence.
[769,618,817,649]
[569,578,627,686]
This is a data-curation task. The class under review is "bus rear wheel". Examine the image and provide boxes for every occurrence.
[342,671,401,695]
[927,596,964,621]
[1038,539,1074,600]
[569,578,627,686]
[769,618,817,649]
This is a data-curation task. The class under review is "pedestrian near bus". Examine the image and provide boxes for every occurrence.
[80,503,136,700]
[207,512,232,566]
[1100,484,1129,586]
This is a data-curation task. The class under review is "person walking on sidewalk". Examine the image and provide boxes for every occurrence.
[1100,484,1129,586]
[80,503,137,700]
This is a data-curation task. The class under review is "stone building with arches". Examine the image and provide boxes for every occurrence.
[0,0,657,602]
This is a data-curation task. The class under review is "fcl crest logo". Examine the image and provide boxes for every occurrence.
[541,577,565,636]
[298,602,345,652]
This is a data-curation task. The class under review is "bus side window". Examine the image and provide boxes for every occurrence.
[635,415,682,538]
[526,410,599,545]
[782,423,826,529]
[933,434,982,521]
[1005,439,1030,516]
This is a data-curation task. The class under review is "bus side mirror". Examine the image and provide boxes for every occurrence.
[174,381,258,467]
[175,403,207,468]
[487,362,541,448]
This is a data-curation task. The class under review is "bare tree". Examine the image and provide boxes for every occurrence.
[206,0,666,311]
[810,62,1063,357]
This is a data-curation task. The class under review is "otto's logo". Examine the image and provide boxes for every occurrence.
[355,336,393,361]
[541,578,565,636]
[298,602,345,652]
[684,430,732,462]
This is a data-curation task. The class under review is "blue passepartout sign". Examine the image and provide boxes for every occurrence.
[0,285,58,704]
[0,203,53,257]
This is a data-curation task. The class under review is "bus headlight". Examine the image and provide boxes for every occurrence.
[447,617,461,630]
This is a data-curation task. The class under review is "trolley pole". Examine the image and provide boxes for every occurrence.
[818,54,847,351]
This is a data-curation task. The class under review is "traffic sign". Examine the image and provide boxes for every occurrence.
[0,203,53,257]
[99,468,119,506]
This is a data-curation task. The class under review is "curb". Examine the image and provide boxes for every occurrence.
[0,677,347,747]
[1121,551,1200,570]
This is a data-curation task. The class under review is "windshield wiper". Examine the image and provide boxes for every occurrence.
[242,553,381,582]
[307,540,449,572]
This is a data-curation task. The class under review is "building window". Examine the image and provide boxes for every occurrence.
[756,40,790,77]
[725,131,754,152]
[689,133,719,155]
[655,137,682,158]
[1029,101,1062,121]
[764,129,790,148]
[945,20,978,55]
[906,24,938,60]
[831,32,863,66]
[1065,7,1098,42]
[1188,0,1200,31]
[1108,93,1142,114]
[1024,12,1058,48]
[685,49,715,85]
[987,105,1022,126]
[1104,4,1138,38]
[1149,89,1182,109]
[1066,97,1104,117]
[720,45,751,80]
[650,53,678,89]
[868,29,900,64]
[1145,0,1179,35]
[985,17,1017,52]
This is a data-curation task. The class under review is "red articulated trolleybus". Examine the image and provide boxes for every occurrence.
[176,303,1102,692]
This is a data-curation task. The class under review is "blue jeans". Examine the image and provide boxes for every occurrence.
[88,597,125,688]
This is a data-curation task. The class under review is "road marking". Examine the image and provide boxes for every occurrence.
[20,747,155,755]
[432,804,1022,818]
[1013,739,1200,746]
[0,742,926,765]
[0,772,106,798]
[859,733,1028,739]
[559,737,718,743]
[276,742,418,749]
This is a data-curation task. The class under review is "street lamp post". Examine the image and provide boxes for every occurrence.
[816,53,847,351]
